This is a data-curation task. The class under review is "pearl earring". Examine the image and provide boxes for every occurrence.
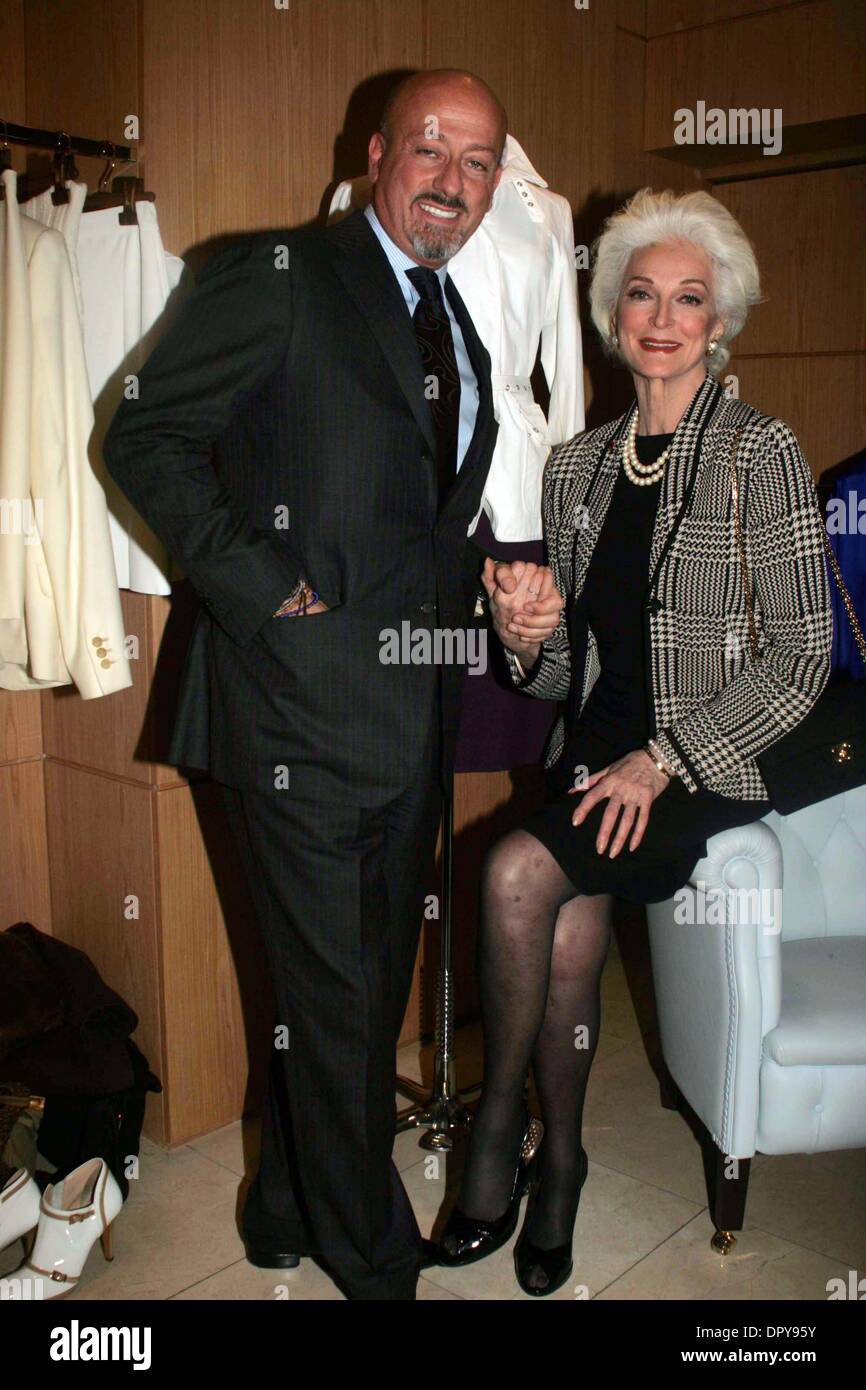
[707,339,718,356]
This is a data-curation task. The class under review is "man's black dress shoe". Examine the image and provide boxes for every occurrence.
[244,1246,301,1269]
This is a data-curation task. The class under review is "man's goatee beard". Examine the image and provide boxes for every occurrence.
[409,226,466,262]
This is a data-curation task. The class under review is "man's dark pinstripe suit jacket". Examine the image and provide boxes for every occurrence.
[103,209,499,803]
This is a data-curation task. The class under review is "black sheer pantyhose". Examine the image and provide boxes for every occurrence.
[456,829,612,1260]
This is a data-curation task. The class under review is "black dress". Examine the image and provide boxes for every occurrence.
[519,432,772,903]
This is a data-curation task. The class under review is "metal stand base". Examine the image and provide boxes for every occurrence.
[395,773,482,1150]
[395,1070,476,1151]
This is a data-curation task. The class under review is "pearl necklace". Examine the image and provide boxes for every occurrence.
[621,413,672,487]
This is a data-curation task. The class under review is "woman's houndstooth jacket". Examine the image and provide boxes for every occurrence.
[503,371,833,800]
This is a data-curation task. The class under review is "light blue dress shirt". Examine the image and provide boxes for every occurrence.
[364,203,479,470]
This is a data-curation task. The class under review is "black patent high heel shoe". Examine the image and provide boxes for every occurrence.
[430,1110,544,1268]
[514,1144,589,1296]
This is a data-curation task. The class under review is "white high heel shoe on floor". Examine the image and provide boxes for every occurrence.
[14,1157,123,1299]
[0,1168,41,1258]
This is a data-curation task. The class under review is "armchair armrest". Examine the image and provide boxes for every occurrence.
[646,818,783,1158]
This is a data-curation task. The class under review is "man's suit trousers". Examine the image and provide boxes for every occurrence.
[220,719,442,1300]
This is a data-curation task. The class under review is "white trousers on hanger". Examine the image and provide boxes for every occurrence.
[76,202,189,595]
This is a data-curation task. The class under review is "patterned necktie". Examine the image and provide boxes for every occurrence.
[406,266,461,500]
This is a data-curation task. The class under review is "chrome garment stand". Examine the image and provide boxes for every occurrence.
[395,771,481,1150]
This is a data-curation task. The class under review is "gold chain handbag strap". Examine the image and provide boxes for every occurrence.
[822,529,866,667]
[728,427,759,659]
[729,425,866,667]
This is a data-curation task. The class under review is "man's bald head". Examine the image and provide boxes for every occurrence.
[380,70,508,163]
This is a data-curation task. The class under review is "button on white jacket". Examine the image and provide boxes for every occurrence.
[0,168,131,697]
[328,135,584,542]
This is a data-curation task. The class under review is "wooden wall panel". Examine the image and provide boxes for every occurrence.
[0,690,42,763]
[585,16,703,428]
[43,761,165,1142]
[645,0,866,152]
[0,760,51,932]
[647,0,795,38]
[725,354,866,481]
[141,0,427,256]
[715,167,866,357]
[155,782,273,1143]
[23,0,139,190]
[0,0,27,134]
[618,0,647,37]
[614,28,703,203]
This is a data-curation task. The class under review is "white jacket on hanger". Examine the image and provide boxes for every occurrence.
[23,184,189,595]
[0,168,131,697]
[328,134,584,542]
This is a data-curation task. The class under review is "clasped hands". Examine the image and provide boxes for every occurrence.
[480,556,562,658]
[482,557,671,857]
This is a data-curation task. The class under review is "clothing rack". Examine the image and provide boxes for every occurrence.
[0,121,150,220]
[0,121,134,163]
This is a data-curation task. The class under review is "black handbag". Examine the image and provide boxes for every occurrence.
[35,1053,153,1202]
[729,428,866,813]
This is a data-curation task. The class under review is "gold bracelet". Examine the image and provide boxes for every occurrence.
[647,737,677,777]
[643,744,672,780]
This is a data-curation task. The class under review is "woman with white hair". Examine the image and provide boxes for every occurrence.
[428,188,833,1294]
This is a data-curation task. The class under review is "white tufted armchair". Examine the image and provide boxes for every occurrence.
[646,786,866,1251]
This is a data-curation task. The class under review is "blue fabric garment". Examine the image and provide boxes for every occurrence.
[826,456,866,679]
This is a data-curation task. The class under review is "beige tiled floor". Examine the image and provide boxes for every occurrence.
[3,937,863,1301]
